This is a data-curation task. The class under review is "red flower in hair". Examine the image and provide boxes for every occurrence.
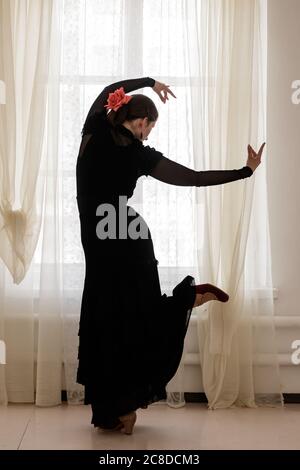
[104,87,132,112]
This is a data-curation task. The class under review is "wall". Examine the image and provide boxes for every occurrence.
[267,0,300,317]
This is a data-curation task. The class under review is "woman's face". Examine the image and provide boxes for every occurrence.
[139,118,156,141]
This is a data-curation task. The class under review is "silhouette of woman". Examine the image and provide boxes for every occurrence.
[76,77,264,434]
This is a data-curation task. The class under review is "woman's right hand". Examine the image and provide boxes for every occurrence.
[153,80,176,103]
[246,142,265,172]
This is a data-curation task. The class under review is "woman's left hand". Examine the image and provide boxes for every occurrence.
[246,142,265,173]
[153,81,176,103]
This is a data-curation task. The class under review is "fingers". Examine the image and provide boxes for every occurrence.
[160,89,176,103]
[258,142,266,157]
[161,84,176,98]
[166,87,176,98]
[248,144,257,158]
[160,92,167,103]
[155,83,176,103]
[248,143,266,159]
[157,89,167,103]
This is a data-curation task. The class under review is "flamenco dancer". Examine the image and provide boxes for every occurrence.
[76,77,264,434]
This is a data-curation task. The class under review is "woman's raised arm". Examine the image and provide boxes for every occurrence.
[83,77,155,124]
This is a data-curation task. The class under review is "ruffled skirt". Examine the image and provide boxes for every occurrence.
[76,202,196,428]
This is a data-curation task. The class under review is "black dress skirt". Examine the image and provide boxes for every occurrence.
[76,191,196,428]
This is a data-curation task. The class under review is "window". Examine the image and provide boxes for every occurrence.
[51,0,200,297]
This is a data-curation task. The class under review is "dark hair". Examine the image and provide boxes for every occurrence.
[106,94,158,127]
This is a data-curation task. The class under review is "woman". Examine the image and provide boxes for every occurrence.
[76,77,264,434]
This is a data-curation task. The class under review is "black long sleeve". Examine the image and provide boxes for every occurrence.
[149,155,253,187]
[82,77,155,131]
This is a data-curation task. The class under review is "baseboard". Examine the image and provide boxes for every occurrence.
[281,394,300,404]
[185,393,300,403]
[184,392,208,403]
[61,390,300,404]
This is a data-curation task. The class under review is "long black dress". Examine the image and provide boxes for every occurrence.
[76,77,253,428]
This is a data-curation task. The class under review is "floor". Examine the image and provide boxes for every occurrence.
[0,402,300,450]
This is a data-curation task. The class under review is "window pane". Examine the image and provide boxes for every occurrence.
[62,0,124,77]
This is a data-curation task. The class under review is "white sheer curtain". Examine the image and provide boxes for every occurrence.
[0,0,282,409]
[0,0,63,406]
[0,0,53,285]
[185,0,282,408]
[59,0,281,408]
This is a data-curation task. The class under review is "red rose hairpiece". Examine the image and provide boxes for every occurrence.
[104,87,132,112]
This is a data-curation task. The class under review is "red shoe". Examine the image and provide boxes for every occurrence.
[195,283,229,303]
